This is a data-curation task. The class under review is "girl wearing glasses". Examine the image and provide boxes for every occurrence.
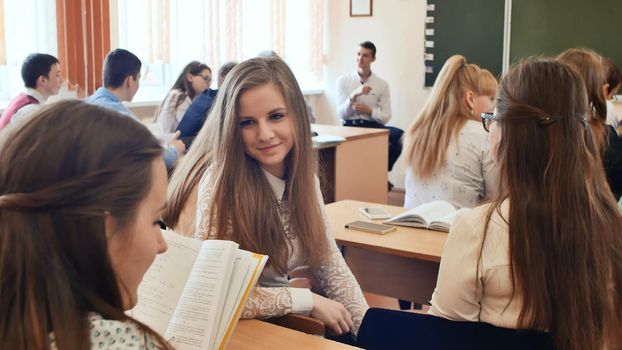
[155,61,212,133]
[557,48,622,201]
[403,55,499,209]
[165,57,368,340]
[429,58,622,350]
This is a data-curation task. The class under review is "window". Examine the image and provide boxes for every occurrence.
[0,0,57,103]
[115,0,324,102]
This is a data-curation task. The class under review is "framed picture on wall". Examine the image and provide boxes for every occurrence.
[350,0,372,17]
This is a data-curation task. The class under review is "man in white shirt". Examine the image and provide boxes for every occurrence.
[336,41,403,181]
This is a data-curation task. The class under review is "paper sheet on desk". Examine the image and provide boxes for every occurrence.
[312,134,346,147]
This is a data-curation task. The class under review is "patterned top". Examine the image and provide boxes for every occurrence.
[404,120,499,209]
[49,313,162,349]
[195,168,369,336]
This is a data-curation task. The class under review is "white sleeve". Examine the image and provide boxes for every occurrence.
[289,287,313,315]
[370,83,391,124]
[428,209,483,321]
[336,75,355,119]
[11,104,39,125]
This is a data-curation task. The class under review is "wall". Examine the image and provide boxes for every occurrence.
[315,0,431,188]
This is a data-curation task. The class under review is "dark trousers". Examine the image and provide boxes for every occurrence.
[342,119,403,171]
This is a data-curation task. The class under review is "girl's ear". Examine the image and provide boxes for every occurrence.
[603,83,611,100]
[186,73,194,83]
[464,91,475,109]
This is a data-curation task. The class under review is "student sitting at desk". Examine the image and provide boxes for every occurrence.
[155,61,211,133]
[0,101,172,349]
[557,48,622,200]
[87,48,185,170]
[165,57,368,340]
[428,58,622,350]
[403,55,498,209]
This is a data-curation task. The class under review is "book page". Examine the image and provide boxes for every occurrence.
[430,207,469,232]
[129,230,202,335]
[165,240,238,350]
[386,200,456,228]
[214,251,267,350]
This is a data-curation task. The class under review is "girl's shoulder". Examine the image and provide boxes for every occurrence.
[85,313,161,349]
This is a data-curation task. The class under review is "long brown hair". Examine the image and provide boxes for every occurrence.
[0,101,172,349]
[489,58,622,349]
[166,57,329,274]
[403,55,497,178]
[557,48,608,153]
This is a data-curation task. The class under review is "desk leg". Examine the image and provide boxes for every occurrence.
[343,246,439,304]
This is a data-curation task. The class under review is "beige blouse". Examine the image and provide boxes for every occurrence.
[428,201,523,328]
[195,168,369,336]
[156,89,192,133]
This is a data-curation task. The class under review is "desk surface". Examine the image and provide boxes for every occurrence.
[312,124,388,142]
[327,200,447,262]
[227,320,358,349]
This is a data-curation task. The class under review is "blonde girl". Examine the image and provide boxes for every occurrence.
[403,55,498,209]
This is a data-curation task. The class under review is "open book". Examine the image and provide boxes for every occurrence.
[129,230,267,350]
[383,200,468,232]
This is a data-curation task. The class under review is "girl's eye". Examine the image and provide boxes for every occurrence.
[269,112,285,121]
[156,219,167,229]
[240,119,255,128]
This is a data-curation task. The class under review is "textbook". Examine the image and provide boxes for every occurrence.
[383,200,468,232]
[129,230,268,350]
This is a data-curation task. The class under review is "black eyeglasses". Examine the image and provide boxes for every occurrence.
[481,112,497,132]
[198,74,212,83]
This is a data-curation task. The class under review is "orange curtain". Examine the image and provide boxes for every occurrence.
[56,0,110,97]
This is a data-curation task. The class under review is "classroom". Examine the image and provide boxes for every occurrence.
[0,0,621,349]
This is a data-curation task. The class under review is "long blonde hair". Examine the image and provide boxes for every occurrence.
[403,55,497,178]
[166,57,329,273]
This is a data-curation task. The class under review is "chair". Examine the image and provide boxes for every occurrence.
[266,314,325,336]
[357,308,554,350]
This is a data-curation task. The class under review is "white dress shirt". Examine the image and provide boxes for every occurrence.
[336,71,391,125]
[11,88,46,125]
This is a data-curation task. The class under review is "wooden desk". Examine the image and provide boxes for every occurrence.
[312,124,388,204]
[227,320,358,349]
[327,200,447,304]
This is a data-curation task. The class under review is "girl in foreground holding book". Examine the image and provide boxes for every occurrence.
[165,57,368,339]
[403,55,499,209]
[0,101,173,349]
[428,58,622,349]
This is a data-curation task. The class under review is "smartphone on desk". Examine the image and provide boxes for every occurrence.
[359,206,392,220]
[345,220,396,235]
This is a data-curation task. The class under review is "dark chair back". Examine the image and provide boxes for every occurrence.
[357,308,554,350]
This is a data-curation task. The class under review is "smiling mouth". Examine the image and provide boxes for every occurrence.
[258,143,281,151]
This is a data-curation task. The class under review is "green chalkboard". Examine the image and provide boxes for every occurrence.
[424,0,505,87]
[510,0,622,68]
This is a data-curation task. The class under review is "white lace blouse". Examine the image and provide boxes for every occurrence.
[194,168,369,336]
